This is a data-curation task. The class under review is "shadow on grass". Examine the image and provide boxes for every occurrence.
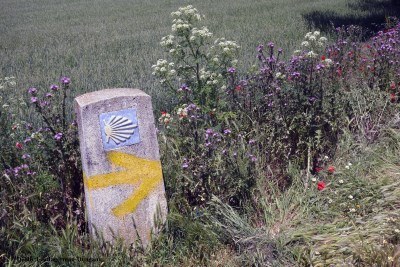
[303,0,400,37]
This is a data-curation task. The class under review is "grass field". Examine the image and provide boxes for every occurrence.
[1,0,396,111]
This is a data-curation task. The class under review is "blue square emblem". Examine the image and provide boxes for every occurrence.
[99,108,140,150]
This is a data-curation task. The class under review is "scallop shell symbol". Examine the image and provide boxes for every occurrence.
[104,115,138,144]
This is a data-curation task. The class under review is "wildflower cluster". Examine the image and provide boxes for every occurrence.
[6,77,81,218]
[155,6,400,213]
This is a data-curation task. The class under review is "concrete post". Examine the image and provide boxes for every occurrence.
[75,88,167,247]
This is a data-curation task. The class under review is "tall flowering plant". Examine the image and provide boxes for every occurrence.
[154,6,257,211]
[232,31,343,177]
[24,77,82,207]
[152,5,240,112]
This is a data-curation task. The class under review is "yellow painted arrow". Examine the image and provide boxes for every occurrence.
[83,151,163,218]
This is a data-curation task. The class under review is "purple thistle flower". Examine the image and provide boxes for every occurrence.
[316,63,324,70]
[223,129,232,135]
[54,132,63,141]
[187,103,197,111]
[46,93,53,98]
[50,84,59,91]
[30,97,38,103]
[291,72,301,77]
[60,76,70,85]
[228,67,236,73]
[249,154,257,162]
[179,83,190,92]
[40,101,49,107]
[28,87,37,95]
[257,44,264,52]
[268,42,274,48]
[206,128,213,135]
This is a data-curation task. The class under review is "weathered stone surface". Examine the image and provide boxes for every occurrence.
[75,88,167,247]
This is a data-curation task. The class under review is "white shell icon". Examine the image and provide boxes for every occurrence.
[104,115,137,144]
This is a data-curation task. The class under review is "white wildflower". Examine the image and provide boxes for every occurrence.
[301,41,309,47]
[319,37,327,42]
[306,51,317,58]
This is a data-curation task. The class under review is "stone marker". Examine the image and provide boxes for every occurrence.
[75,88,167,247]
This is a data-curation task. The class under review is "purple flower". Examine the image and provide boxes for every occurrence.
[182,162,189,169]
[31,97,38,103]
[257,44,264,52]
[60,76,70,85]
[46,93,53,98]
[249,154,257,162]
[268,42,274,48]
[291,72,301,78]
[50,84,59,91]
[278,48,283,54]
[54,132,63,141]
[316,63,324,71]
[40,101,49,107]
[179,84,190,92]
[24,138,32,143]
[28,87,37,95]
[228,67,236,73]
[223,129,232,135]
[187,103,197,111]
[206,128,213,135]
[22,154,31,160]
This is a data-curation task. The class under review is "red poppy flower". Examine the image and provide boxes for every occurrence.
[321,55,326,61]
[327,166,335,174]
[235,85,242,92]
[315,167,324,173]
[161,111,167,116]
[317,181,326,191]
[15,142,23,149]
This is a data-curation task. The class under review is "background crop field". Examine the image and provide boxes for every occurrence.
[0,0,398,111]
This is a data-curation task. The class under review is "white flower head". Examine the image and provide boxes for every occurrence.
[306,51,317,58]
[301,41,310,47]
